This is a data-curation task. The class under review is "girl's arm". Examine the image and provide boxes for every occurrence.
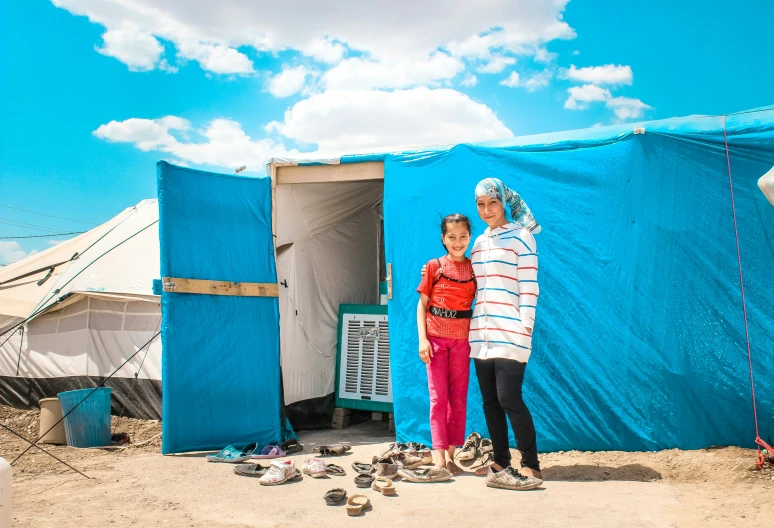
[417,294,432,364]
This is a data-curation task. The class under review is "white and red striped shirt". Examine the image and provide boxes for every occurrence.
[469,222,539,363]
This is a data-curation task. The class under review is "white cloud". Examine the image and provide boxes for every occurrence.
[176,42,253,74]
[524,70,552,92]
[606,97,651,120]
[572,50,580,56]
[461,73,478,87]
[533,48,557,63]
[500,72,521,88]
[266,87,512,151]
[0,242,37,265]
[302,37,346,64]
[563,85,650,120]
[478,55,516,74]
[564,64,633,85]
[322,54,464,91]
[94,116,292,169]
[564,84,612,110]
[268,66,310,97]
[53,0,575,74]
[95,28,162,71]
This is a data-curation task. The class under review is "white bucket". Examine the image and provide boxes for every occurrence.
[0,457,11,528]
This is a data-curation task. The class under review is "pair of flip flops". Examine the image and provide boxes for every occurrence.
[206,442,259,463]
[313,443,351,456]
[351,461,375,475]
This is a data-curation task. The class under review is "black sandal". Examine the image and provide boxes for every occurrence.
[280,439,303,455]
[233,463,268,477]
[354,473,375,488]
[324,488,347,505]
[326,464,346,476]
[351,462,374,475]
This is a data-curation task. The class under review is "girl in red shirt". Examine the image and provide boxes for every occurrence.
[416,213,476,475]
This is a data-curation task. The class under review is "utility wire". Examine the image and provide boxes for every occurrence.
[0,231,86,240]
[0,204,97,225]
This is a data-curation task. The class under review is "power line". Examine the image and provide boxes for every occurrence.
[0,204,97,225]
[0,231,86,240]
[0,217,59,232]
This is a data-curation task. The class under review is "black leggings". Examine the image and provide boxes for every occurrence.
[474,357,540,471]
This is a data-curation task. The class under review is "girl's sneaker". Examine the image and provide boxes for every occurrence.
[302,457,327,478]
[457,432,481,461]
[485,466,542,491]
[259,460,296,486]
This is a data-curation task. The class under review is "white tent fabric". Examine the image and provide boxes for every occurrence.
[0,200,162,418]
[275,181,383,405]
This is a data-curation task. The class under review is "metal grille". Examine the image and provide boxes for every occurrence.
[339,313,392,403]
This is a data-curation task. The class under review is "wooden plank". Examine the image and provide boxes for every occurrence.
[275,162,384,185]
[162,277,278,297]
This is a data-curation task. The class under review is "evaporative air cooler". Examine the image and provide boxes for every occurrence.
[335,304,393,413]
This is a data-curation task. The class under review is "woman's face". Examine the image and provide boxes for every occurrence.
[476,196,506,227]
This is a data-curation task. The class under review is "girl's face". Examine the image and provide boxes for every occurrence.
[476,196,506,228]
[441,222,471,259]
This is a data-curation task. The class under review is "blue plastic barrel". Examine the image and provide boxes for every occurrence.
[57,388,112,448]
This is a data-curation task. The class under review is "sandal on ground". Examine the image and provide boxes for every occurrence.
[324,488,347,505]
[351,462,374,475]
[354,473,375,488]
[326,464,346,476]
[280,439,303,455]
[206,442,258,463]
[372,477,396,496]
[346,495,372,516]
[233,463,269,477]
[252,445,287,459]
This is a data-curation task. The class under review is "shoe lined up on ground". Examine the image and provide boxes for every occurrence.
[206,442,259,463]
[346,495,372,516]
[485,466,542,491]
[313,443,351,456]
[259,460,300,486]
[302,457,327,478]
[324,488,347,505]
[397,467,453,483]
[233,462,268,477]
[373,457,399,479]
[372,477,396,495]
[457,432,481,461]
[354,473,375,488]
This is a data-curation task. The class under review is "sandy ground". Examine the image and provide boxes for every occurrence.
[2,405,772,528]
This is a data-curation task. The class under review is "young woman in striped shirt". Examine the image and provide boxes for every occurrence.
[471,177,543,491]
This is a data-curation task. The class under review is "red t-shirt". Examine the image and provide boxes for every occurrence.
[417,256,475,340]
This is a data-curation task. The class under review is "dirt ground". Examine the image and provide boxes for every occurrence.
[2,405,772,528]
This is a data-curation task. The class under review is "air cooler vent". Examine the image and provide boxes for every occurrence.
[338,311,392,405]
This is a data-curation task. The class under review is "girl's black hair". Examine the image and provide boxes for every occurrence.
[440,213,472,250]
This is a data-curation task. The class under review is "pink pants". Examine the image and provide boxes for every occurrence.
[426,336,471,449]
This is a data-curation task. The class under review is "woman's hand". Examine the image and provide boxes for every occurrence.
[419,339,432,364]
[420,264,427,277]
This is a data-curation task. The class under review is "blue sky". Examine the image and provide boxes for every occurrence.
[1,0,772,263]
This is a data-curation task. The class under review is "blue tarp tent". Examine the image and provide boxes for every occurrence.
[158,107,774,454]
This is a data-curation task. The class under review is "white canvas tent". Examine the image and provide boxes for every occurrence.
[0,200,162,419]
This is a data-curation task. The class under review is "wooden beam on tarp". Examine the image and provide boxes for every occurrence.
[162,277,279,297]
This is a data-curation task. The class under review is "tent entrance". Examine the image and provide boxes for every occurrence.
[273,163,385,428]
